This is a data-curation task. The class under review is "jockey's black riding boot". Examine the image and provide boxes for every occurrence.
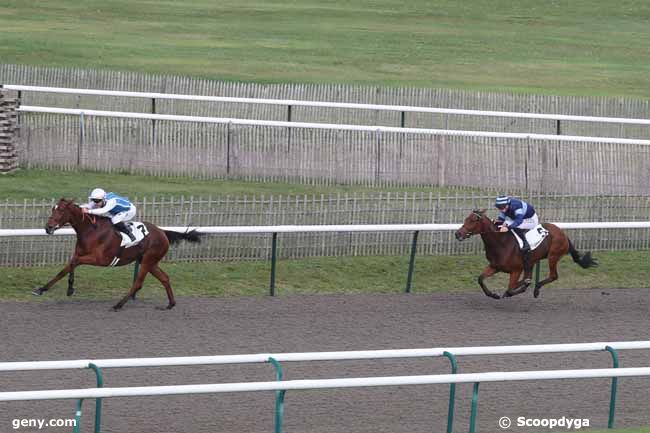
[513,228,530,253]
[114,222,135,242]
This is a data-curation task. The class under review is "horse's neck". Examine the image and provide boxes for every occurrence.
[479,227,511,250]
[68,211,95,235]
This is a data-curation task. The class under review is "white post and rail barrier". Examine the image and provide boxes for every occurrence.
[2,222,650,295]
[2,342,650,433]
[14,106,650,147]
[5,84,650,132]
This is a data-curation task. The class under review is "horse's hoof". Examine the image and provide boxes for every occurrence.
[67,288,75,297]
[32,288,44,296]
[490,293,500,300]
[533,289,540,298]
[112,304,122,312]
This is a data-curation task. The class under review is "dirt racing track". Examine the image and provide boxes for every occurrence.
[1,288,650,433]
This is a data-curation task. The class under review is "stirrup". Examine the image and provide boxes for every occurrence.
[116,225,135,242]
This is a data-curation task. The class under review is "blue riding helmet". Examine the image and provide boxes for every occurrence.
[495,196,511,208]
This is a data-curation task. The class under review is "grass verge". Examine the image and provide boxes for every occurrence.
[1,250,648,302]
[0,168,485,201]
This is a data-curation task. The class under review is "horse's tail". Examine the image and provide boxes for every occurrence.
[568,239,598,268]
[164,229,202,245]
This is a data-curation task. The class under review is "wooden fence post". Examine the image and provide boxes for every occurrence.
[0,90,19,174]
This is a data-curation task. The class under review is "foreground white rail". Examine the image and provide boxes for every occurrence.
[6,84,650,126]
[2,341,647,433]
[1,341,649,371]
[1,366,649,433]
[2,367,650,401]
[1,341,649,372]
[17,106,650,146]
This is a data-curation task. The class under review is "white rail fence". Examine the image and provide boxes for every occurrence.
[2,341,650,433]
[6,84,650,130]
[8,98,650,193]
[3,221,650,238]
[1,221,649,295]
[17,106,650,146]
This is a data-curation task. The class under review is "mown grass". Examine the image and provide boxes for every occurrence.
[1,1,650,96]
[2,250,648,302]
[0,168,487,200]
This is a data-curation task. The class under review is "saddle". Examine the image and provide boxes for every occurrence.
[116,221,149,248]
[511,224,549,251]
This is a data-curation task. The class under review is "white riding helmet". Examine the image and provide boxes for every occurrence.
[89,188,106,200]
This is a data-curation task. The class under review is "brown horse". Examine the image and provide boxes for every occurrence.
[454,209,597,299]
[34,198,201,310]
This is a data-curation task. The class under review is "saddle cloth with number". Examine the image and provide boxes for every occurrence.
[512,224,549,251]
[119,221,149,248]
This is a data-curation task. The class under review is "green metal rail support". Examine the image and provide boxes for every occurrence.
[468,382,480,433]
[270,232,278,296]
[443,351,458,433]
[605,346,620,428]
[131,261,140,300]
[73,399,84,433]
[405,231,419,293]
[88,363,104,433]
[268,357,286,433]
[133,262,140,283]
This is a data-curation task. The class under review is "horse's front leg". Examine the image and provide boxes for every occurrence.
[33,260,78,296]
[478,266,500,299]
[33,254,96,296]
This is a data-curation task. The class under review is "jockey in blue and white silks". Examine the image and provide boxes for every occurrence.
[82,188,137,241]
[494,195,539,252]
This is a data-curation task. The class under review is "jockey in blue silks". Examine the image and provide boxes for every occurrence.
[81,188,137,241]
[494,195,539,252]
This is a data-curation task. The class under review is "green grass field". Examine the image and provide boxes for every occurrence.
[2,0,650,96]
[0,168,485,200]
[3,250,649,302]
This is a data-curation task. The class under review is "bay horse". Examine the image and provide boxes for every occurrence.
[454,209,597,299]
[34,198,201,310]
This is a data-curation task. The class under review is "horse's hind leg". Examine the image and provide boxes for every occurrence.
[503,269,529,298]
[150,265,176,310]
[534,255,560,298]
[478,266,500,299]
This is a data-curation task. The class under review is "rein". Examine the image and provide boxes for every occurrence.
[82,211,96,225]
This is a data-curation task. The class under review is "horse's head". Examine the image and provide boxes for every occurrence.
[45,199,80,234]
[455,209,492,241]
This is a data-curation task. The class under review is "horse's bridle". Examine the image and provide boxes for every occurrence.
[466,210,486,237]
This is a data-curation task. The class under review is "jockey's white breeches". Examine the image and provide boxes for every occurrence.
[504,213,539,230]
[111,206,136,224]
